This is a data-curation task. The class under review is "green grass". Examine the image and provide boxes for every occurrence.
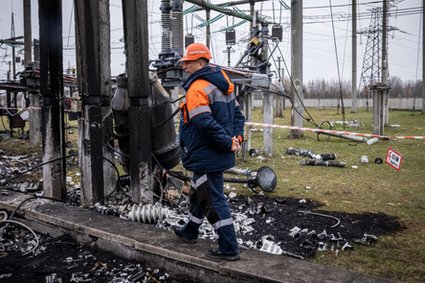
[237,107,425,282]
[1,108,425,282]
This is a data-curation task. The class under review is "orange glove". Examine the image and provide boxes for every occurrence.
[231,136,241,152]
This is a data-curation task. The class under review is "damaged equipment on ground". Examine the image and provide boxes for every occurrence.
[286,147,346,168]
[169,166,277,193]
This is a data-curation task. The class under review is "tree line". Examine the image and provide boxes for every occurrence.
[293,76,423,99]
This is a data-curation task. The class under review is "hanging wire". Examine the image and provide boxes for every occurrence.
[274,44,319,128]
[414,10,422,81]
[185,14,189,34]
[340,3,351,80]
[279,0,283,23]
[191,13,194,34]
[328,0,346,127]
[67,2,74,47]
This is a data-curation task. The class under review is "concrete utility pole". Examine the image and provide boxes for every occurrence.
[422,0,425,114]
[98,1,115,199]
[241,0,256,161]
[291,0,303,139]
[39,0,66,200]
[11,12,16,81]
[23,0,32,65]
[24,0,41,147]
[206,8,211,48]
[74,0,111,206]
[274,57,284,118]
[372,0,390,135]
[382,0,389,125]
[122,0,153,203]
[261,22,273,156]
[351,0,357,113]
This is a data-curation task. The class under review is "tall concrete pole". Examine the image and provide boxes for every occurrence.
[74,0,110,206]
[206,8,211,48]
[39,0,66,200]
[372,0,389,135]
[25,0,41,147]
[422,0,425,114]
[23,0,32,65]
[351,0,357,113]
[382,0,389,125]
[242,0,255,161]
[262,22,273,156]
[98,0,115,199]
[291,0,303,139]
[274,56,284,117]
[122,0,153,203]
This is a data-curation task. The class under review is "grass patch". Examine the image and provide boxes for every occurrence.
[241,107,425,282]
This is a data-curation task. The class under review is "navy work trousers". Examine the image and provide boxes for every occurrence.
[179,171,239,254]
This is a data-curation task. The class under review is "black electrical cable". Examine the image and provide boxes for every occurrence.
[102,156,121,198]
[316,121,332,142]
[107,138,129,159]
[328,0,346,128]
[6,194,64,221]
[104,136,170,201]
[0,153,78,188]
[275,44,320,128]
[152,107,180,131]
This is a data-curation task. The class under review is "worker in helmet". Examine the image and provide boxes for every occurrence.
[173,43,245,261]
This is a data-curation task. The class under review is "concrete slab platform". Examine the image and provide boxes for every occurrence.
[0,191,399,283]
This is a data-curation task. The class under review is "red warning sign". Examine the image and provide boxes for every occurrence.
[386,148,403,171]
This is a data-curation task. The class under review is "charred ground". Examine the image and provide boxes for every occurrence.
[0,147,406,282]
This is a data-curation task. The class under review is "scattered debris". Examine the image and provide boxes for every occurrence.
[0,151,403,266]
[366,137,379,145]
[0,233,196,282]
[248,148,259,157]
[354,233,378,246]
[300,159,346,168]
[330,120,364,129]
[287,147,346,168]
[286,147,336,161]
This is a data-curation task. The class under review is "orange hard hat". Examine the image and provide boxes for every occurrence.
[179,43,212,62]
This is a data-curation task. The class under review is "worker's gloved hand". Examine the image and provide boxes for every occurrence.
[237,135,243,144]
[231,136,241,152]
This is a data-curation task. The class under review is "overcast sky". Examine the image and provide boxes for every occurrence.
[0,0,422,85]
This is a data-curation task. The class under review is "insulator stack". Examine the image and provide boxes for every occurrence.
[170,0,183,54]
[160,0,171,53]
[128,204,169,224]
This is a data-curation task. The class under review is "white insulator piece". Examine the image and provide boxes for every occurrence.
[128,204,169,224]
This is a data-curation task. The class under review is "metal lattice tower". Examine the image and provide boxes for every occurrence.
[358,7,396,103]
[358,8,383,102]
